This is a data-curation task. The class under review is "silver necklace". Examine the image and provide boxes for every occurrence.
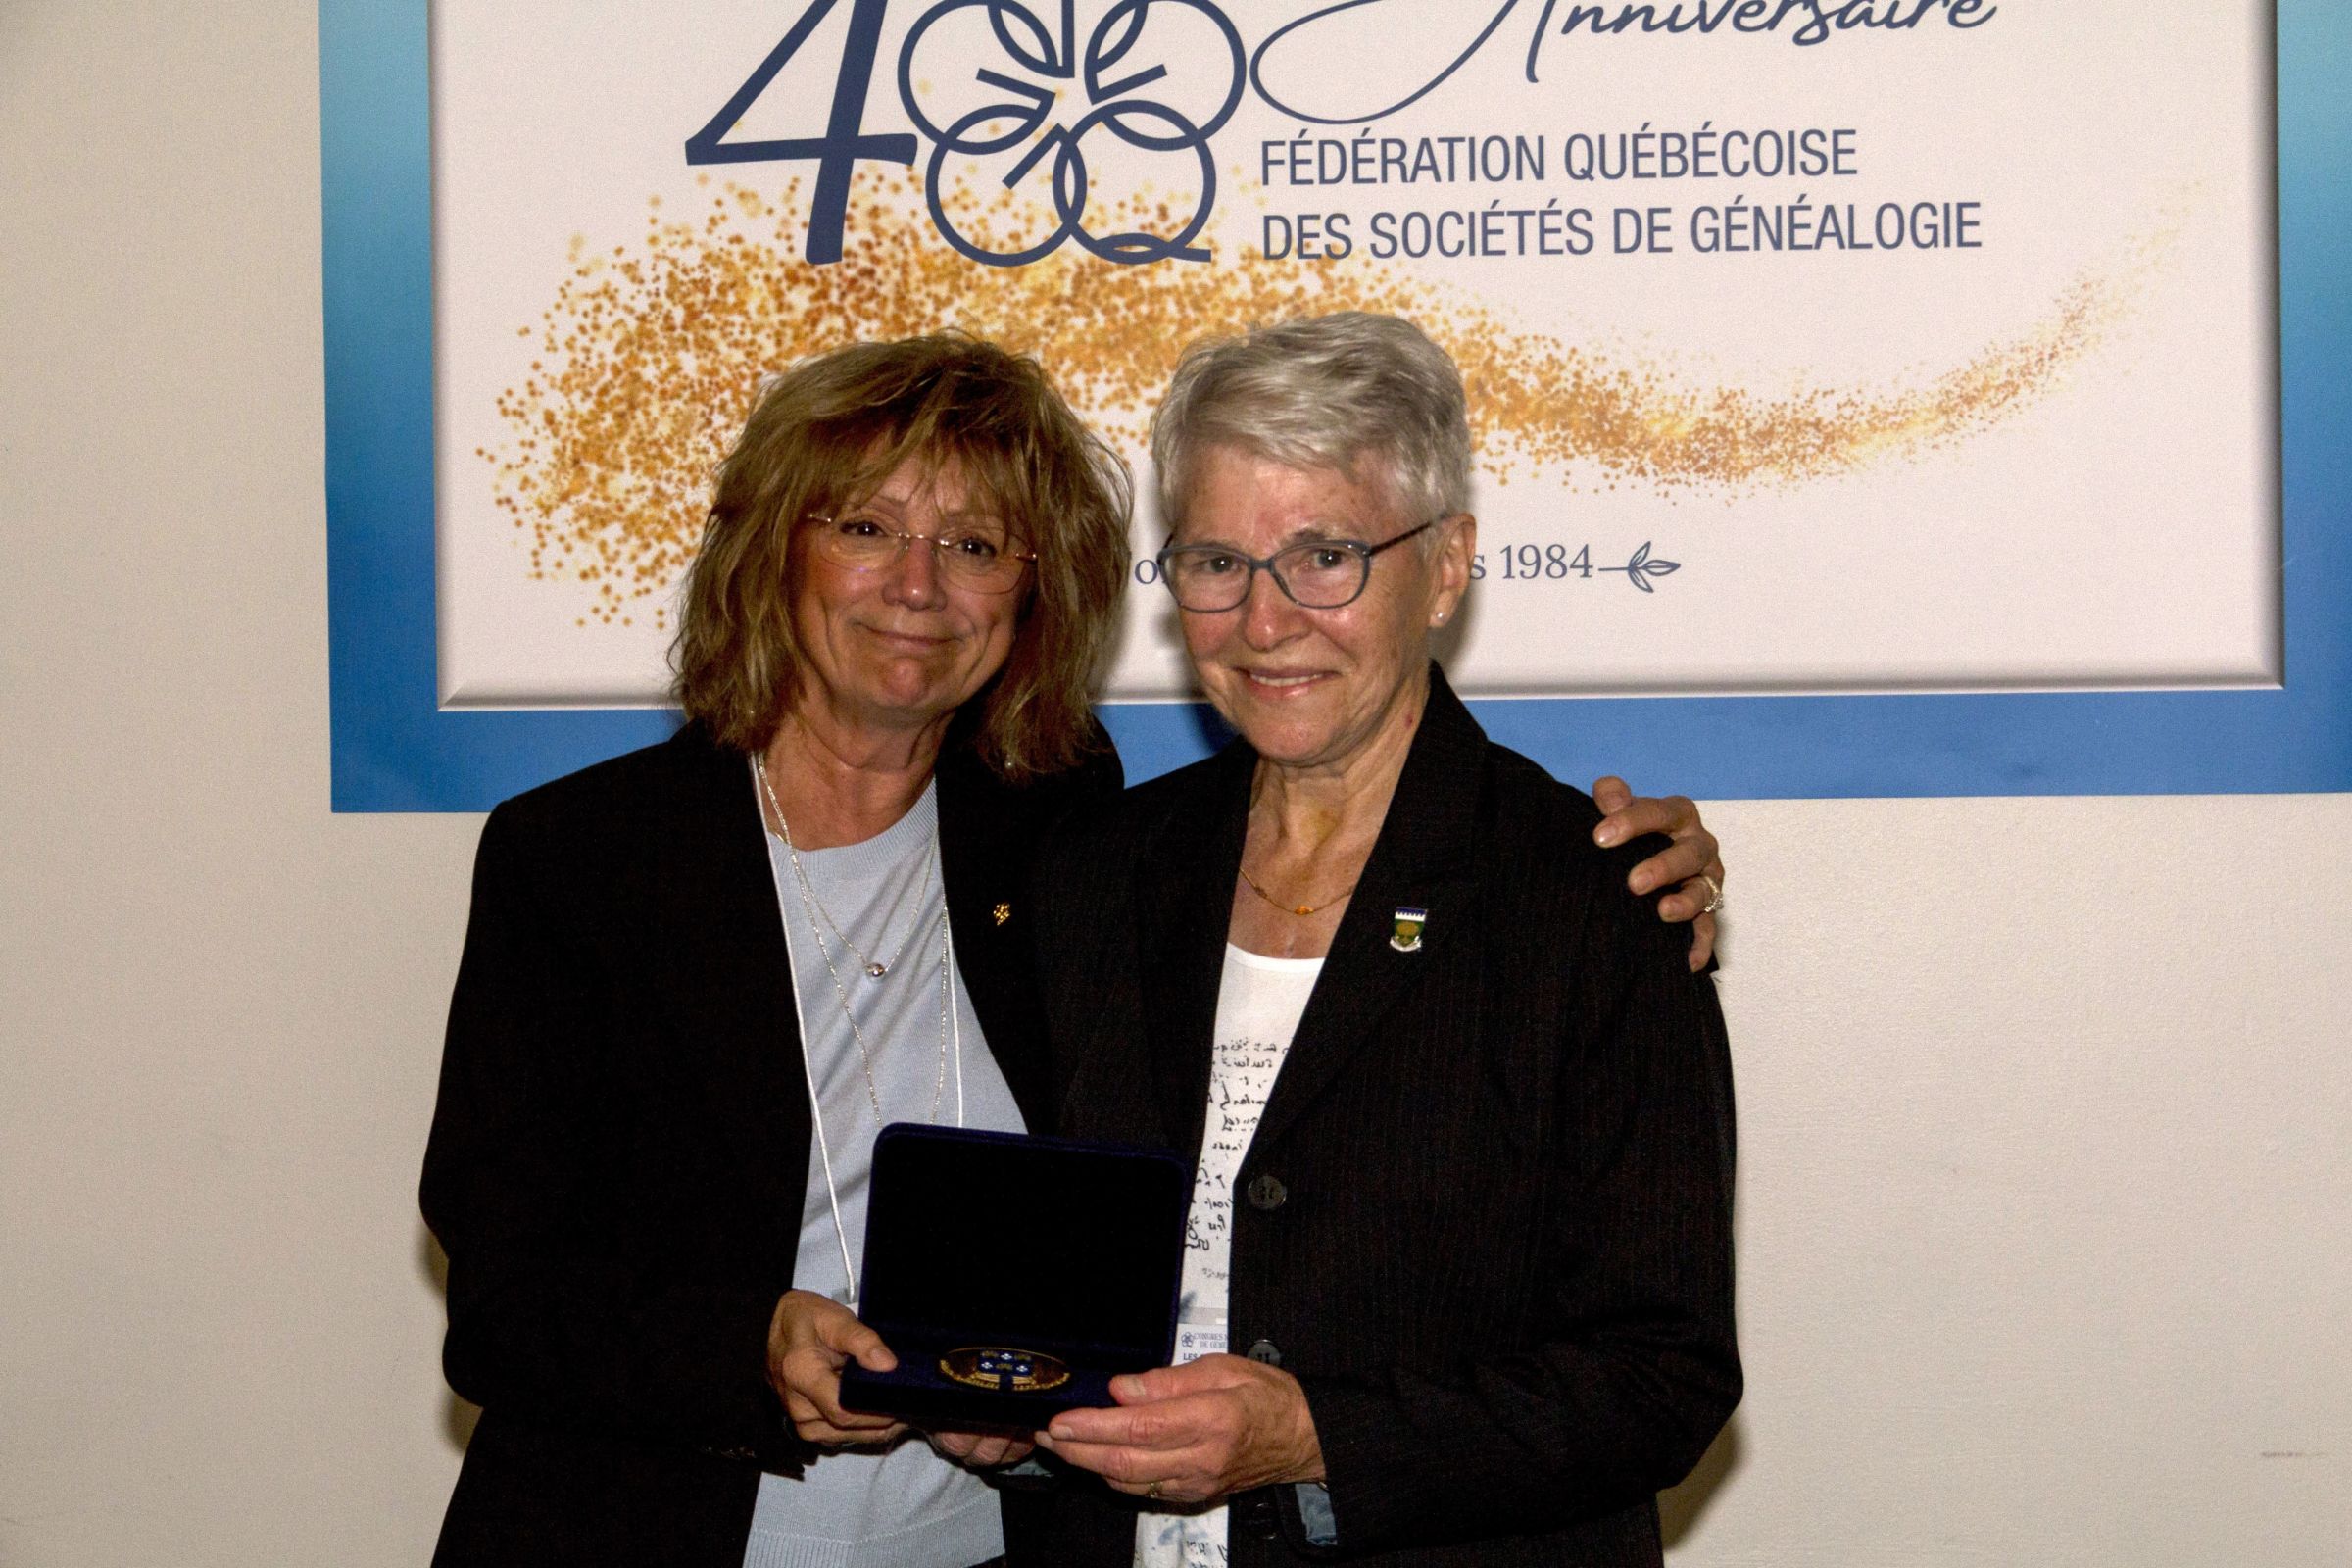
[757,757,936,980]
[755,755,950,1126]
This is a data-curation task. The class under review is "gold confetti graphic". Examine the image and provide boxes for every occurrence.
[484,170,2133,624]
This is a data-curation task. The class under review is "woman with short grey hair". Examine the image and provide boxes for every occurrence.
[1016,312,1740,1567]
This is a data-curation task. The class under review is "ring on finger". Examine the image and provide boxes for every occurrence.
[1696,872,1725,915]
[1147,1480,1163,1501]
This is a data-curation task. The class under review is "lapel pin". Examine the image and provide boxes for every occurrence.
[1390,906,1428,953]
[992,902,1011,926]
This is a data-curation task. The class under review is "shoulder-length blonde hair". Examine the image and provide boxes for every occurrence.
[672,334,1131,779]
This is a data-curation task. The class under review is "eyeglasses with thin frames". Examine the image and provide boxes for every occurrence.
[804,509,1038,594]
[1153,518,1441,612]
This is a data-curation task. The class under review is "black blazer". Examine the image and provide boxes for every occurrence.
[419,720,1117,1566]
[1012,671,1739,1567]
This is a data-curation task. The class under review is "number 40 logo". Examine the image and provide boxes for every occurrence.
[686,0,1246,268]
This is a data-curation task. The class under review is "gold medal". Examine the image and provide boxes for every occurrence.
[938,1346,1072,1395]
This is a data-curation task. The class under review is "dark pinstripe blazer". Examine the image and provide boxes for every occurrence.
[1009,670,1739,1566]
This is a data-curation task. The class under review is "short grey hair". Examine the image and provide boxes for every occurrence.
[1150,312,1473,534]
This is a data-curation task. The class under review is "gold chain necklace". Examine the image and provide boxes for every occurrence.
[1236,860,1357,918]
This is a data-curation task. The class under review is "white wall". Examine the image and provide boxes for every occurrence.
[3,4,2345,1563]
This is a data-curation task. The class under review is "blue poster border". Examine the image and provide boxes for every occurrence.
[324,0,2348,811]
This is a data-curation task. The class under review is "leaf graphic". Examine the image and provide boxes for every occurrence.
[1642,559,1681,578]
[1628,540,1652,568]
[1629,569,1655,593]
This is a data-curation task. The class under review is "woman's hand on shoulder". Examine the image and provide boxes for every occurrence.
[1592,775,1725,971]
[1033,1353,1323,1506]
[765,1289,906,1447]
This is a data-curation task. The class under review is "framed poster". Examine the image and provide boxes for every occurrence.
[325,0,2350,810]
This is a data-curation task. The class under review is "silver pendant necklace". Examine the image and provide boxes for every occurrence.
[757,756,936,980]
[755,754,950,1126]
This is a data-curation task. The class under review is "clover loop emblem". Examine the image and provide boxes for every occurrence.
[898,0,1244,266]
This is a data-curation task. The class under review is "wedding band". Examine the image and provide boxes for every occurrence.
[1697,873,1725,915]
[1147,1481,1163,1500]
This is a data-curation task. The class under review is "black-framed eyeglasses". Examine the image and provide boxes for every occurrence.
[804,510,1038,593]
[1152,519,1440,612]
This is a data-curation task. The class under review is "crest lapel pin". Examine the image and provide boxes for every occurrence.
[1390,906,1428,953]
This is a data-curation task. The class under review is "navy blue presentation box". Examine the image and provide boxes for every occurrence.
[838,1123,1191,1429]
